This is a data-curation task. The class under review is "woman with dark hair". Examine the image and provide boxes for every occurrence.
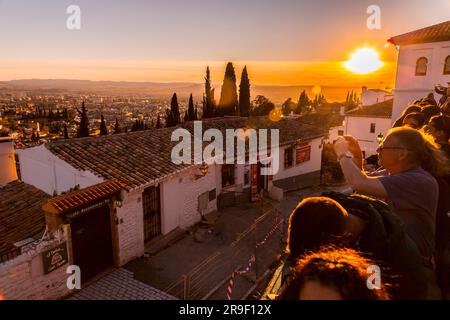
[421,105,441,124]
[403,112,425,129]
[427,115,450,158]
[280,246,390,300]
[286,197,363,261]
[392,105,422,128]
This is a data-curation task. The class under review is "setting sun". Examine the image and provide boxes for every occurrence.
[343,48,384,74]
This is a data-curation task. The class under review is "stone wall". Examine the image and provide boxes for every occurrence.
[0,227,71,300]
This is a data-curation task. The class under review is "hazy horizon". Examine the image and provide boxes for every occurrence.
[1,0,449,88]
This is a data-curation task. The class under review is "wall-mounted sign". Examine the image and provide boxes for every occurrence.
[42,242,68,274]
[65,198,110,221]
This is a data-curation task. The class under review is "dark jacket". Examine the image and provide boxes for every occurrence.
[323,192,432,299]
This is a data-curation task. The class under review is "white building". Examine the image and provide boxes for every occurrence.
[10,117,324,289]
[344,100,393,158]
[389,20,450,122]
[361,86,393,106]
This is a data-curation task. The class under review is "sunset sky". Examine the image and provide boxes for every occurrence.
[0,0,449,87]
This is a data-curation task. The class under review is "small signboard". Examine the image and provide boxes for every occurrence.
[42,242,68,274]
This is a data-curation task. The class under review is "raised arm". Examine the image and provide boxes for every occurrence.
[333,136,387,198]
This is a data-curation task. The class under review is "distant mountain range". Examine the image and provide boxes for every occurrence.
[0,79,362,103]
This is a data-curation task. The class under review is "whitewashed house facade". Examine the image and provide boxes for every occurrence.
[388,20,450,122]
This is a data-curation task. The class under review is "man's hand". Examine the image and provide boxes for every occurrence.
[334,136,350,158]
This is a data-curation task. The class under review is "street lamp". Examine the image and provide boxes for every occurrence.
[376,133,384,144]
[199,162,209,176]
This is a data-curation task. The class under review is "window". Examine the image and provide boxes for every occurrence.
[444,56,450,75]
[284,147,293,168]
[370,123,376,133]
[209,189,216,201]
[415,57,428,76]
[296,145,311,164]
[338,130,344,136]
[221,165,235,187]
[244,166,250,185]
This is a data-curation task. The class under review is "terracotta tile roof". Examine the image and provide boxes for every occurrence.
[346,99,393,118]
[388,20,450,46]
[42,180,126,215]
[0,181,50,256]
[46,117,325,189]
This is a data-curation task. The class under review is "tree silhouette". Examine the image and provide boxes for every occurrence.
[100,114,108,135]
[165,93,180,127]
[63,124,69,139]
[113,118,121,134]
[187,93,196,121]
[219,62,238,116]
[251,95,275,116]
[239,66,251,117]
[156,115,162,129]
[203,66,216,118]
[297,90,310,114]
[77,101,89,138]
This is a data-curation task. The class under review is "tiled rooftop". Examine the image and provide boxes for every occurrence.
[46,117,325,189]
[346,99,393,118]
[0,181,50,256]
[42,180,126,215]
[388,20,450,46]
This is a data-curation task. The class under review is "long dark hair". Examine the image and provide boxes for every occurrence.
[280,246,391,300]
[286,197,349,261]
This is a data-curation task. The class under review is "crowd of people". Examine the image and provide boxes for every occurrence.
[263,90,450,300]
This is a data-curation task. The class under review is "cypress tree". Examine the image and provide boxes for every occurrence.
[64,124,69,139]
[188,93,195,121]
[204,66,215,118]
[219,62,238,116]
[113,118,121,134]
[239,66,251,117]
[170,93,180,125]
[100,114,108,135]
[296,90,310,114]
[156,115,162,129]
[77,101,89,138]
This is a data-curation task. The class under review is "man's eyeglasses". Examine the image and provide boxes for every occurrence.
[376,144,410,153]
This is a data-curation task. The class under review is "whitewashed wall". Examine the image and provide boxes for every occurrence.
[345,116,391,157]
[16,145,103,195]
[393,41,450,121]
[0,226,71,300]
[161,165,218,232]
[273,137,322,182]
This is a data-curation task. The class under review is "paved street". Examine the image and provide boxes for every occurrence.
[67,268,177,300]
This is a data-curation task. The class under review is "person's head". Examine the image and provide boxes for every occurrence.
[401,104,422,117]
[377,126,450,176]
[402,112,425,129]
[421,105,441,124]
[427,115,450,145]
[287,197,349,260]
[280,246,390,300]
[441,97,450,115]
[392,105,422,128]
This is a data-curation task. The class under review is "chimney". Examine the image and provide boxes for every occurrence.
[0,137,18,187]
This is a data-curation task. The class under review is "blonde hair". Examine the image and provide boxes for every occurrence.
[387,126,450,177]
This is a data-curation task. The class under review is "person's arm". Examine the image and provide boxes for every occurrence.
[334,136,387,198]
[338,156,387,198]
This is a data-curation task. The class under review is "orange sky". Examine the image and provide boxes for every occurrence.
[0,58,397,89]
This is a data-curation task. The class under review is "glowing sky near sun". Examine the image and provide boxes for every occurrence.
[0,0,449,87]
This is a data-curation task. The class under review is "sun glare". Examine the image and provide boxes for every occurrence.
[343,47,384,74]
